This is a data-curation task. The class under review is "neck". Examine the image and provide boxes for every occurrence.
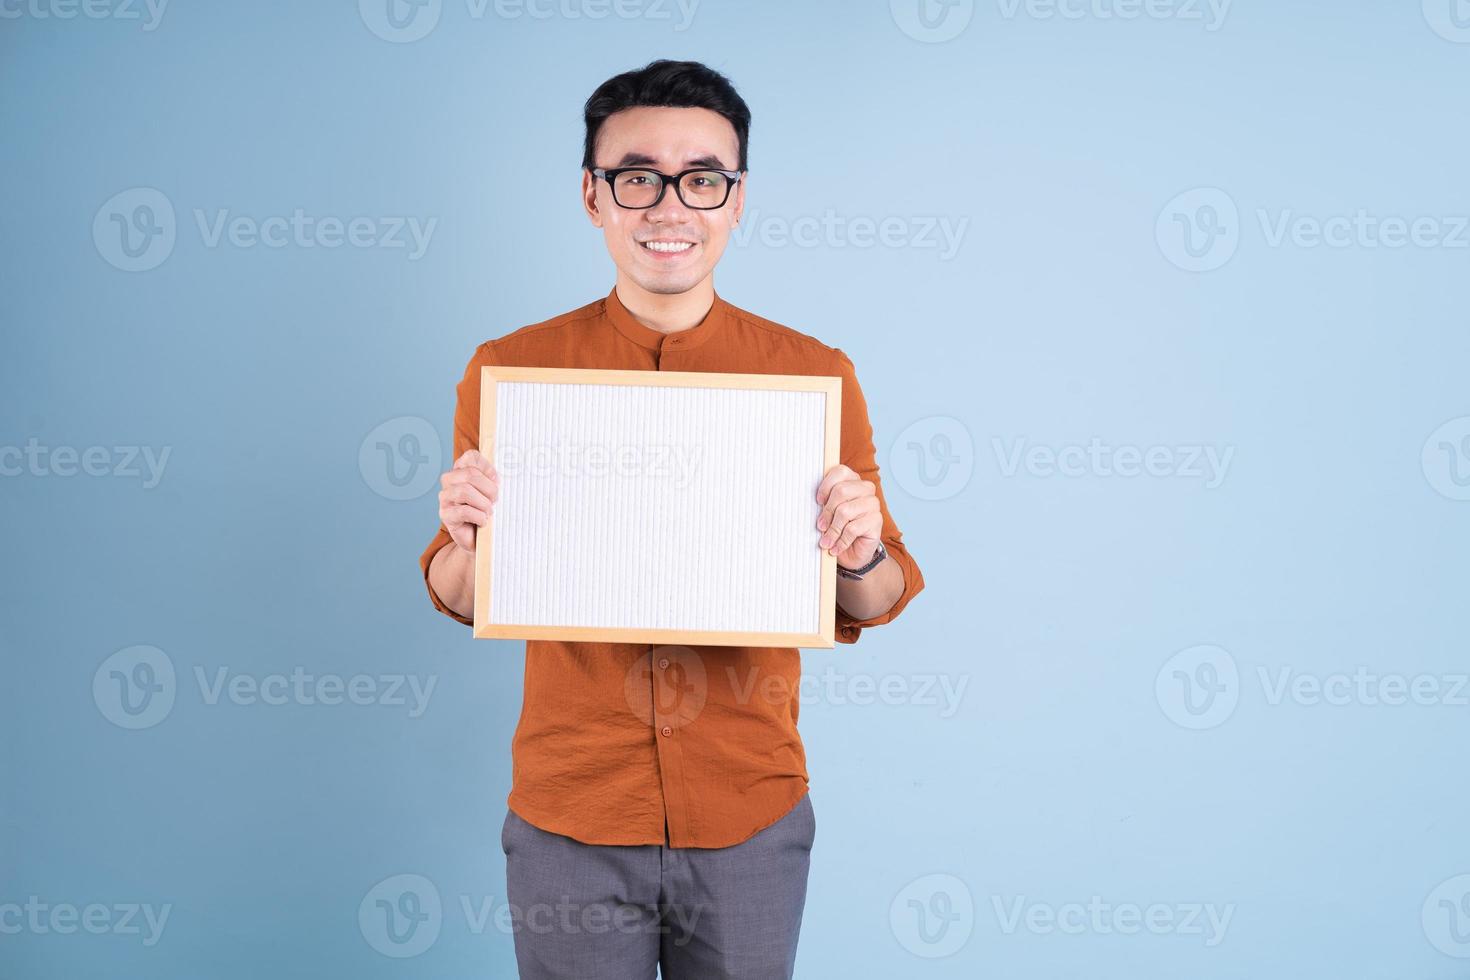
[614,273,716,335]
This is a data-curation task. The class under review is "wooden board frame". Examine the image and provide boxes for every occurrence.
[472,366,841,648]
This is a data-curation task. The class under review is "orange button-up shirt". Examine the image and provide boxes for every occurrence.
[419,285,925,848]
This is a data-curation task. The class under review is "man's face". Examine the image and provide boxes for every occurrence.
[583,106,745,296]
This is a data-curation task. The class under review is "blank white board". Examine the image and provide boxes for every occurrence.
[473,366,841,647]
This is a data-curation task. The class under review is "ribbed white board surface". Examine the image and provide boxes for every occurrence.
[488,381,826,634]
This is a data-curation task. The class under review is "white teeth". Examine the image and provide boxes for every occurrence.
[642,241,693,253]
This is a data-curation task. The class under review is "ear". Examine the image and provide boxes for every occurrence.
[582,170,604,228]
[731,172,748,226]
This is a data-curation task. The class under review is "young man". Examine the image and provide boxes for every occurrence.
[419,59,925,980]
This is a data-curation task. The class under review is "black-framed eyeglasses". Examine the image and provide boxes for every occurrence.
[591,167,744,210]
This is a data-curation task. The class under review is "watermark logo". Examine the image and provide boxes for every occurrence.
[992,437,1233,488]
[893,0,1230,40]
[0,0,168,30]
[0,440,171,488]
[1160,188,1470,271]
[94,652,437,725]
[890,416,974,501]
[93,188,176,272]
[93,646,176,730]
[730,210,969,260]
[1258,210,1469,250]
[1258,666,1468,708]
[1424,874,1470,957]
[360,0,697,41]
[996,0,1230,30]
[992,895,1233,945]
[1156,187,1239,272]
[1155,644,1238,730]
[359,0,442,41]
[890,0,974,41]
[192,209,436,258]
[194,667,437,716]
[0,898,172,946]
[625,646,708,730]
[359,881,702,946]
[1422,416,1470,501]
[360,417,442,501]
[1423,0,1470,43]
[726,665,970,718]
[465,892,701,941]
[360,874,442,958]
[890,873,974,958]
[94,189,437,270]
[492,441,703,487]
[1157,650,1466,728]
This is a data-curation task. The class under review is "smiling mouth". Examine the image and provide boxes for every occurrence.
[640,240,696,254]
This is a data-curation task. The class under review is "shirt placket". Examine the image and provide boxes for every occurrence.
[649,643,693,847]
[646,325,703,846]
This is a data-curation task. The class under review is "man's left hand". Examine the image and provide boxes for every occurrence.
[815,464,882,569]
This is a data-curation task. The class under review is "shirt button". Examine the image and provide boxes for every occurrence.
[660,725,673,737]
[658,657,670,669]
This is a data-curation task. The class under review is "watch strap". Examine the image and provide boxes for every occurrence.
[836,541,887,580]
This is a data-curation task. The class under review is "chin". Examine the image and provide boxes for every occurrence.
[631,267,707,296]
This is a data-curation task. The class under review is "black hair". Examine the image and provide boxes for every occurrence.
[582,59,751,173]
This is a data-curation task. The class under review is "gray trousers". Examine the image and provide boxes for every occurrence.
[500,793,815,979]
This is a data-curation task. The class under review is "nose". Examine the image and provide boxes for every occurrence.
[646,179,694,224]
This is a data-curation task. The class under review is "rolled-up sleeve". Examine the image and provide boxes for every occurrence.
[417,341,498,626]
[831,349,925,644]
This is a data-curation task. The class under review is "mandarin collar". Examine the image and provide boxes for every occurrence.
[605,284,727,354]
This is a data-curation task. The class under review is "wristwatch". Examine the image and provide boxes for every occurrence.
[836,541,887,580]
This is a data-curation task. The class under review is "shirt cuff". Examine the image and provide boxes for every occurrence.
[833,534,925,644]
[419,528,474,627]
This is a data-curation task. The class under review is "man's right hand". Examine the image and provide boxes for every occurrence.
[439,450,499,553]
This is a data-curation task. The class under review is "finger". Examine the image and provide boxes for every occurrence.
[815,478,854,530]
[820,498,856,550]
[820,497,877,549]
[441,466,499,494]
[832,513,880,554]
[440,483,496,513]
[455,450,498,476]
[443,503,489,528]
[816,478,873,532]
[814,464,856,508]
[444,468,500,501]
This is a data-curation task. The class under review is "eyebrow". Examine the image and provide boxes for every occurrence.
[614,152,732,170]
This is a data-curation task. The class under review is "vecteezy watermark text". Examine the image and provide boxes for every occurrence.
[0,898,171,946]
[93,188,437,272]
[889,0,1230,42]
[731,210,969,261]
[1156,645,1470,730]
[193,209,436,258]
[991,895,1234,946]
[1,440,170,488]
[0,0,167,29]
[93,646,439,729]
[358,874,702,958]
[996,0,1230,29]
[493,442,703,487]
[194,667,437,717]
[358,0,699,43]
[992,437,1234,488]
[726,665,970,718]
[1257,209,1470,250]
[1158,187,1470,272]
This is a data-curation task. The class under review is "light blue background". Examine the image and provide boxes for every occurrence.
[3,0,1469,977]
